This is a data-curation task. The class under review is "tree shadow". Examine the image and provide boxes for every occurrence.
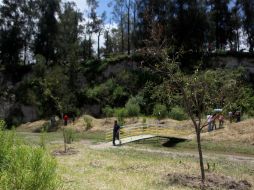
[162,137,188,147]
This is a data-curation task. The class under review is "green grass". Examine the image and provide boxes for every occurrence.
[128,137,254,156]
[54,142,254,190]
[16,131,105,146]
[16,130,254,190]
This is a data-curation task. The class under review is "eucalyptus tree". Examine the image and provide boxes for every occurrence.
[0,0,24,66]
[34,0,61,64]
[240,0,254,52]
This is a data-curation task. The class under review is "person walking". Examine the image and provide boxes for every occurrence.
[113,120,121,146]
[63,114,69,126]
[207,114,213,132]
[218,114,224,128]
[211,113,217,130]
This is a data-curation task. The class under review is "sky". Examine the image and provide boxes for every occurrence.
[0,0,114,52]
[63,0,112,23]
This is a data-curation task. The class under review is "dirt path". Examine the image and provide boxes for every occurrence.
[90,141,254,164]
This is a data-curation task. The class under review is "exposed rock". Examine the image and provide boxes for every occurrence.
[21,105,38,122]
[83,104,101,117]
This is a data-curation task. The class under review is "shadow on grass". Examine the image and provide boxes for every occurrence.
[162,138,188,147]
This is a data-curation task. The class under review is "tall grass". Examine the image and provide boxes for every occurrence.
[0,120,59,190]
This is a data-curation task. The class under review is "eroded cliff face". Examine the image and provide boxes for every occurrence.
[0,71,38,124]
[209,56,254,82]
[0,55,254,124]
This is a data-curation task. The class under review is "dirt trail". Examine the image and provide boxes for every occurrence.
[90,141,254,164]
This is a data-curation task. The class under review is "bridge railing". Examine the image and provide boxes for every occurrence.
[105,123,175,141]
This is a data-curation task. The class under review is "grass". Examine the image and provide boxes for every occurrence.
[15,128,254,190]
[54,142,253,190]
[16,131,105,146]
[15,117,254,189]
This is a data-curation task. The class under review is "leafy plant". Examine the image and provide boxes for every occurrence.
[0,127,58,190]
[102,106,114,118]
[84,116,93,131]
[169,106,188,121]
[153,104,168,119]
[125,98,140,117]
[63,128,75,144]
[114,108,127,126]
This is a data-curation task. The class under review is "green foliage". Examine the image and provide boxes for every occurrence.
[0,119,6,130]
[114,108,127,126]
[125,97,141,117]
[0,129,58,190]
[153,104,168,119]
[102,106,114,117]
[63,128,75,144]
[169,106,188,121]
[142,117,147,124]
[84,116,93,131]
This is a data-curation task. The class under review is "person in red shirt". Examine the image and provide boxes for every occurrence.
[63,114,69,126]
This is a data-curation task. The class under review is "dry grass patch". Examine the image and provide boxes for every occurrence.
[203,119,254,144]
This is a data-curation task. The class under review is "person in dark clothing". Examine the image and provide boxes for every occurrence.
[235,111,241,122]
[113,120,121,146]
[63,114,69,126]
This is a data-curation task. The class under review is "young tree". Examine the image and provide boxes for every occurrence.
[154,50,245,184]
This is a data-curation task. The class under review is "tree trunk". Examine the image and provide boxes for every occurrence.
[127,0,130,55]
[89,35,92,58]
[133,2,136,51]
[196,128,205,183]
[97,31,100,59]
[121,17,124,54]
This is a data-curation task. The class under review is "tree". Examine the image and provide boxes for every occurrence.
[0,0,24,66]
[34,0,60,64]
[154,50,245,184]
[110,0,126,53]
[57,2,83,90]
[170,0,209,51]
[228,0,241,51]
[240,0,254,52]
[86,0,105,59]
[208,0,231,50]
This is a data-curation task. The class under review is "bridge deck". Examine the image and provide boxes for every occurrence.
[114,135,175,145]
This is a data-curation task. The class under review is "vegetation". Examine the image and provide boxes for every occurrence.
[0,120,58,190]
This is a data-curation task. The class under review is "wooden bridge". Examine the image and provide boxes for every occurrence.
[105,123,190,145]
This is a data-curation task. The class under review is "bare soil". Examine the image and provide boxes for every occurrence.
[167,173,252,190]
[52,147,79,156]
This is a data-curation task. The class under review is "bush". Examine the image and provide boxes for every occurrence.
[1,146,58,190]
[125,101,140,117]
[169,106,188,121]
[63,128,75,144]
[84,116,93,131]
[102,106,114,117]
[114,108,127,126]
[153,104,168,119]
[0,128,58,190]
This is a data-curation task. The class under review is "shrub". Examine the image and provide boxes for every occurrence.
[0,119,6,130]
[0,146,58,190]
[0,128,58,190]
[153,104,168,119]
[114,108,127,126]
[84,116,93,131]
[102,106,114,117]
[125,101,140,117]
[63,128,75,144]
[169,106,188,121]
